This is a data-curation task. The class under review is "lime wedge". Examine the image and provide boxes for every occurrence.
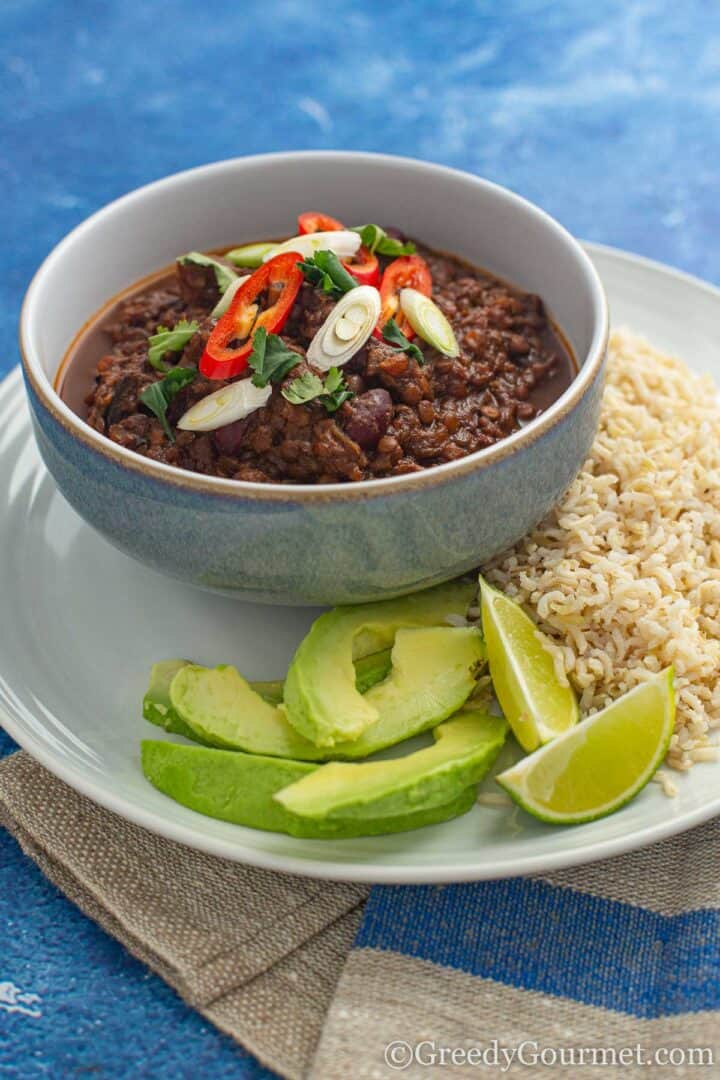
[479,576,578,752]
[496,668,675,824]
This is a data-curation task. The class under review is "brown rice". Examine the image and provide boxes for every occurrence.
[487,328,720,772]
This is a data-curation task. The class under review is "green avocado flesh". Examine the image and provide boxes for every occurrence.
[341,626,485,758]
[248,649,394,705]
[143,649,393,746]
[141,740,478,839]
[163,626,484,761]
[143,660,200,741]
[282,579,478,747]
[170,664,326,759]
[245,679,284,707]
[274,709,508,821]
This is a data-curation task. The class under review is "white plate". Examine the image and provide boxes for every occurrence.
[2,243,719,883]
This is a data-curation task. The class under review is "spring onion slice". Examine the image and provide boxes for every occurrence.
[225,242,277,267]
[307,285,381,371]
[399,288,459,357]
[177,380,271,432]
[264,230,361,263]
[211,274,250,319]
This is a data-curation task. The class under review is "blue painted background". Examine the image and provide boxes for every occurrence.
[1,1,717,1075]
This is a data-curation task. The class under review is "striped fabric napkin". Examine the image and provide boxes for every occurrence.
[315,822,720,1076]
[1,751,718,1079]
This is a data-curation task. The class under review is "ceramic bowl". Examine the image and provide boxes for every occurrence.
[20,152,608,606]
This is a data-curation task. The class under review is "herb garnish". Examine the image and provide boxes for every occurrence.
[319,367,354,412]
[382,318,426,365]
[297,250,358,298]
[352,224,415,257]
[177,252,237,295]
[248,327,302,388]
[147,319,200,373]
[282,367,354,413]
[139,366,197,441]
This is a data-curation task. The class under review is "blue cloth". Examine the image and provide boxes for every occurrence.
[2,1,720,1075]
[356,876,720,1018]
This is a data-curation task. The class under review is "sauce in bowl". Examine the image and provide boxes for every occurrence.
[58,235,576,485]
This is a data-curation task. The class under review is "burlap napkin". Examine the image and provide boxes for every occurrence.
[0,751,369,1079]
[4,749,719,1079]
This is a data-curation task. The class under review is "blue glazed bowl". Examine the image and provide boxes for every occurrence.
[20,153,608,605]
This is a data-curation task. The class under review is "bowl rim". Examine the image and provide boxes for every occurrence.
[20,150,609,505]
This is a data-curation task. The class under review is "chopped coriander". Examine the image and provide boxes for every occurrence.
[352,224,415,257]
[282,366,354,414]
[248,326,302,388]
[297,250,358,298]
[281,370,324,405]
[321,366,355,412]
[139,366,197,441]
[147,319,200,373]
[177,252,237,294]
[382,318,426,365]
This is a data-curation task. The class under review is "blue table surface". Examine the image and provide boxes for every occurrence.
[1,1,719,1075]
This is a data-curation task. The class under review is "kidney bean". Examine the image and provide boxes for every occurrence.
[343,388,393,451]
[213,417,250,457]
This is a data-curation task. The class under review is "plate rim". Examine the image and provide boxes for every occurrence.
[3,241,720,883]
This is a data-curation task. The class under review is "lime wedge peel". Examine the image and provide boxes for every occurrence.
[479,576,579,752]
[496,667,675,825]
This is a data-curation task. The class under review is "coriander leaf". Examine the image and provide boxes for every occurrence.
[319,367,354,413]
[281,366,354,414]
[376,235,416,257]
[281,370,324,405]
[352,224,415,257]
[323,367,344,393]
[162,365,198,394]
[297,259,335,296]
[138,383,172,440]
[147,319,200,373]
[297,250,358,298]
[248,326,302,388]
[353,224,382,253]
[139,366,197,442]
[382,318,426,365]
[177,252,237,294]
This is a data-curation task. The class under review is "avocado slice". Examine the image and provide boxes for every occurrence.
[165,627,484,761]
[283,579,477,747]
[352,649,393,694]
[141,739,477,839]
[337,626,485,758]
[170,663,327,759]
[144,649,393,744]
[143,660,203,742]
[144,660,286,746]
[245,679,284,707]
[247,649,393,705]
[274,709,507,821]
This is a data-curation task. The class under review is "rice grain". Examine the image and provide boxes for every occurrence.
[487,329,720,772]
